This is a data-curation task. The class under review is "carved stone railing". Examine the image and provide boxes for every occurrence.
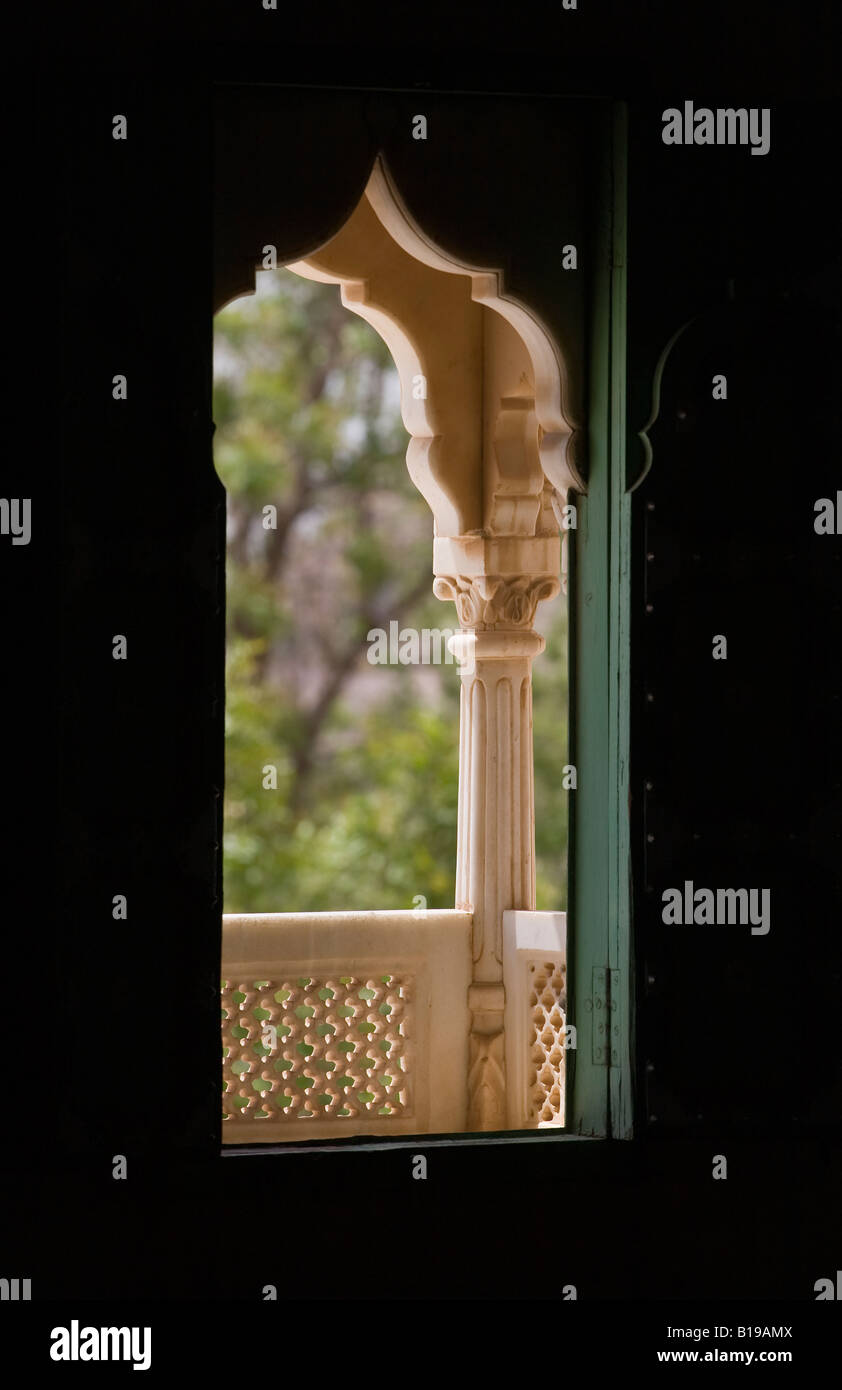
[221,907,566,1141]
[222,910,472,1142]
[503,910,567,1128]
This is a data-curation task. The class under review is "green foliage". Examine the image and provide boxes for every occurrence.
[214,268,567,915]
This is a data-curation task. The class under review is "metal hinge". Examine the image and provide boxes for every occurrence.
[591,967,620,1066]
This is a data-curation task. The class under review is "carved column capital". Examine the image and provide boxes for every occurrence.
[433,572,560,630]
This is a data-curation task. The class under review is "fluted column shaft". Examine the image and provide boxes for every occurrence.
[434,572,559,1129]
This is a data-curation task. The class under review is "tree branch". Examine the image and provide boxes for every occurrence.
[288,568,435,812]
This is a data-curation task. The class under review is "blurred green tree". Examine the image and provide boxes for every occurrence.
[213,268,567,914]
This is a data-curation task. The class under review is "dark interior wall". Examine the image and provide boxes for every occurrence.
[50,75,221,1165]
[627,102,842,1139]
[2,4,840,1320]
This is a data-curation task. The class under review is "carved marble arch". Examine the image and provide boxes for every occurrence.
[283,155,584,602]
[283,157,578,1133]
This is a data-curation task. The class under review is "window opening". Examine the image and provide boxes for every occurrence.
[213,159,579,1140]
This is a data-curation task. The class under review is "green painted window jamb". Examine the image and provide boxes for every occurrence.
[567,101,632,1138]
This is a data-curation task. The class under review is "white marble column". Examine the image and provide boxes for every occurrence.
[434,571,559,1129]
